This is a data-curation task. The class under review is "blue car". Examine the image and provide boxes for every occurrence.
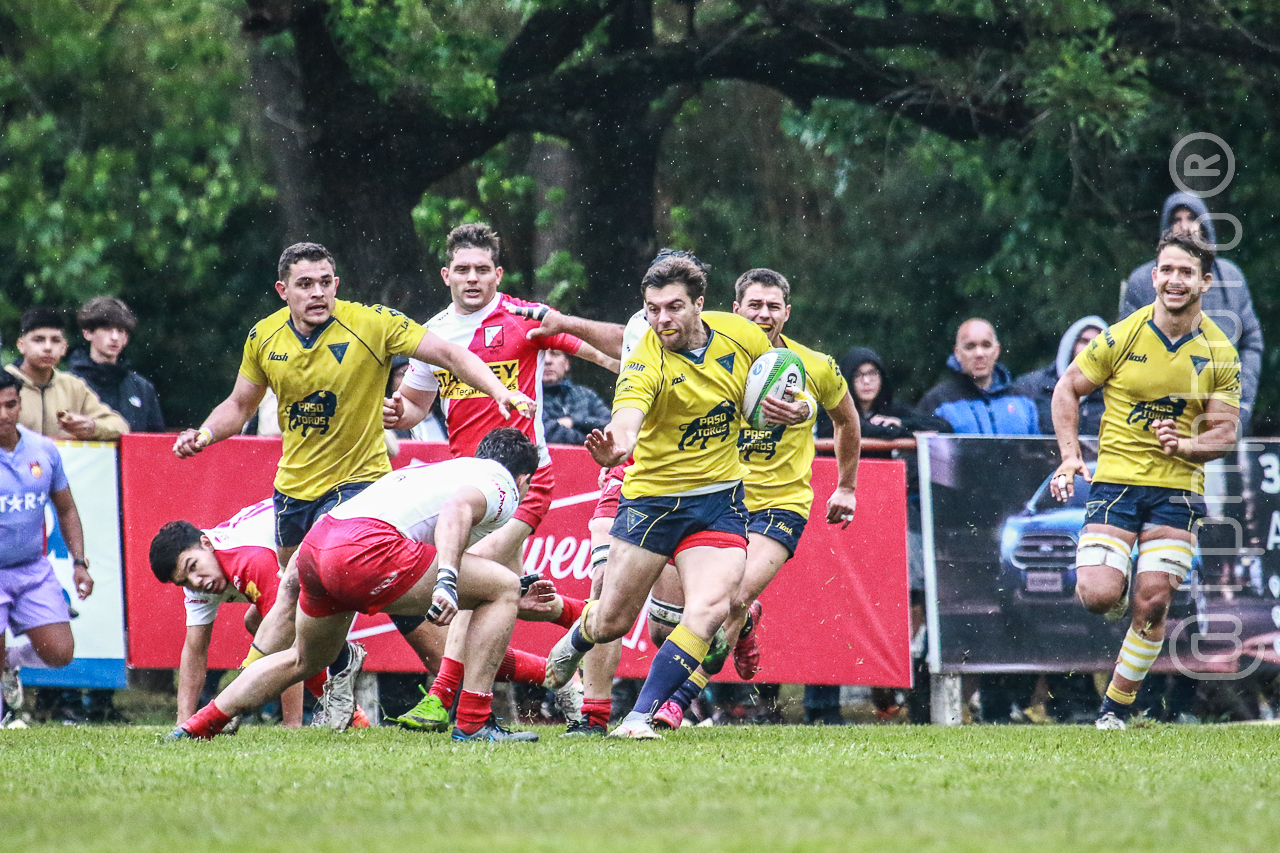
[997,470,1201,618]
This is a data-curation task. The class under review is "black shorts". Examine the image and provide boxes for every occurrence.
[273,481,376,549]
[1083,482,1206,534]
[746,508,807,557]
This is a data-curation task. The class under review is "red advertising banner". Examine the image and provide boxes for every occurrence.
[121,434,910,686]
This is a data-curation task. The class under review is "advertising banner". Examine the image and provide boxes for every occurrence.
[121,434,912,686]
[921,434,1280,681]
[19,442,127,689]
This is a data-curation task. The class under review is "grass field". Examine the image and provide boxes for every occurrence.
[3,723,1279,853]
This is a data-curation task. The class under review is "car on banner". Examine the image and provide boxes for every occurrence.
[997,469,1203,627]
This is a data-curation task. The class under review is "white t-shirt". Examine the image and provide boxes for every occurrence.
[327,457,519,546]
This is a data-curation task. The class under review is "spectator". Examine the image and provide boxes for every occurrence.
[1120,191,1262,430]
[69,297,165,433]
[823,347,953,440]
[917,318,1039,435]
[540,349,611,445]
[1014,316,1108,436]
[4,307,129,441]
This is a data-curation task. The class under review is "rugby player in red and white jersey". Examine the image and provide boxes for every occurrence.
[152,496,583,733]
[172,428,544,743]
[382,223,616,729]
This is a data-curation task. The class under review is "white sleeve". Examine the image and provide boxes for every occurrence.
[184,589,221,627]
[476,470,519,527]
[403,359,441,392]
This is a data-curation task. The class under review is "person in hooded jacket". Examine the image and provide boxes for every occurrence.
[69,297,165,433]
[1015,316,1108,437]
[917,318,1040,436]
[1120,191,1262,430]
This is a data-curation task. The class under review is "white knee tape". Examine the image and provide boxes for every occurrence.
[648,598,684,630]
[1136,539,1194,580]
[1076,532,1132,576]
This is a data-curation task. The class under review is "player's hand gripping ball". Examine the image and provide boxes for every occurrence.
[743,349,806,429]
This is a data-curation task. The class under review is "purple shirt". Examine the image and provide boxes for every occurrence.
[0,424,69,568]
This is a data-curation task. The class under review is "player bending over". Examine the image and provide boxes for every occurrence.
[171,428,542,743]
[1050,229,1240,730]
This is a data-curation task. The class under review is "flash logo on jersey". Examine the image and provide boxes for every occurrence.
[288,390,338,436]
[434,360,520,400]
[677,400,736,451]
[1127,395,1187,430]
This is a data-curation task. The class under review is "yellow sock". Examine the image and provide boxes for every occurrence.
[669,624,711,664]
[240,644,265,668]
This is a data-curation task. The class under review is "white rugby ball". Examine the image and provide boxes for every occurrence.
[743,348,806,429]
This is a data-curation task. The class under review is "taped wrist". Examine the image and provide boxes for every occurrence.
[428,565,459,618]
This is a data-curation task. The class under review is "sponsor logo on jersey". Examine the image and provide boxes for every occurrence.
[1127,395,1187,430]
[1103,329,1115,346]
[1127,353,1148,363]
[328,342,349,364]
[715,353,736,373]
[1190,355,1209,375]
[671,375,686,386]
[678,400,737,450]
[484,325,504,348]
[287,390,338,436]
[624,361,646,372]
[738,425,785,461]
[29,461,42,479]
[244,580,261,604]
[1,492,45,512]
[434,360,520,399]
[268,351,288,362]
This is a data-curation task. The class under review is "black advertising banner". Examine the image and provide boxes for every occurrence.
[921,435,1280,680]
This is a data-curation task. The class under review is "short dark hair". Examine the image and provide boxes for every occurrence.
[446,223,501,266]
[149,520,204,584]
[1156,228,1216,277]
[278,242,335,282]
[734,268,791,303]
[641,255,707,302]
[77,296,138,333]
[651,247,710,274]
[19,306,66,337]
[475,427,539,479]
[0,370,21,395]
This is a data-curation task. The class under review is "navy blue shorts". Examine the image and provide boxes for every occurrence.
[274,481,376,549]
[747,508,807,557]
[611,483,749,558]
[1083,482,1206,534]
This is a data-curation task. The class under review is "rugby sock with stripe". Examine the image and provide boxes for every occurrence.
[454,690,493,735]
[553,596,586,630]
[429,656,464,709]
[240,644,266,668]
[1102,628,1163,715]
[495,648,547,686]
[582,697,611,729]
[629,624,710,719]
[669,670,708,713]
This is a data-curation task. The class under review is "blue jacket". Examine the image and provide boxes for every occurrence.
[916,356,1040,436]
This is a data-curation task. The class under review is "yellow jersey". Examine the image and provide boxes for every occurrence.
[613,311,772,499]
[739,335,849,516]
[239,299,426,500]
[1076,304,1240,494]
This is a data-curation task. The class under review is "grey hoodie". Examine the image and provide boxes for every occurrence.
[1120,191,1262,418]
[1013,316,1108,436]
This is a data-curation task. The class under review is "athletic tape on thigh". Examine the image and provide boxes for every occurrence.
[591,545,609,571]
[648,597,684,630]
[1136,538,1195,579]
[1076,532,1131,575]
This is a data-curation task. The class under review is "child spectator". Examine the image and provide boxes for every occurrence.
[70,297,165,432]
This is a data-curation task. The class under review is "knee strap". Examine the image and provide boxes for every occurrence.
[1077,532,1132,576]
[1136,538,1194,580]
[648,597,684,631]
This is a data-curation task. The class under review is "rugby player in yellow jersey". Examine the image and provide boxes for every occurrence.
[541,254,773,738]
[647,267,861,728]
[171,242,532,728]
[1050,230,1241,731]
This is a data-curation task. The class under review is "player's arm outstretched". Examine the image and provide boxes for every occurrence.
[173,375,268,458]
[510,303,626,361]
[177,622,214,723]
[825,391,861,528]
[425,485,493,626]
[1154,398,1239,462]
[1049,363,1100,502]
[414,332,534,420]
[584,407,645,467]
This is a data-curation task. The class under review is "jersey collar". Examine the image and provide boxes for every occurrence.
[450,293,503,327]
[286,315,336,349]
[676,323,715,364]
[1146,318,1203,353]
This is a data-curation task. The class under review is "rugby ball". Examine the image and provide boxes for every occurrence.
[743,349,806,429]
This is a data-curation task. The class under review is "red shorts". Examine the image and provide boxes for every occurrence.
[514,464,554,531]
[296,515,436,618]
[592,474,624,521]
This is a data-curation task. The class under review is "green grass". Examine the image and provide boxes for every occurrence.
[3,724,1279,852]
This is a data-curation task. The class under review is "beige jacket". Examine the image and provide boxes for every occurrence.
[5,364,130,440]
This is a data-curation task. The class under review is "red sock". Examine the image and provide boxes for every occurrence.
[455,690,492,734]
[582,697,611,729]
[495,648,547,685]
[303,672,327,698]
[183,702,233,739]
[429,657,464,709]
[553,596,585,630]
